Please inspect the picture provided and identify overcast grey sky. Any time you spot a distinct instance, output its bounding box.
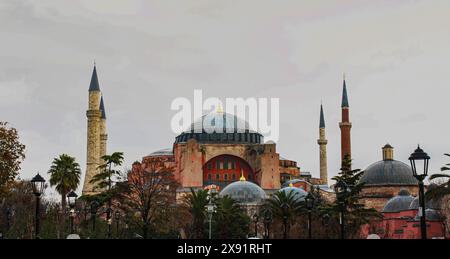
[1,0,449,197]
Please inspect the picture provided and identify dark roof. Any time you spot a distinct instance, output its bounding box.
[360,160,418,186]
[89,66,100,91]
[383,144,393,149]
[219,180,266,204]
[341,80,349,108]
[382,189,415,213]
[175,111,263,145]
[319,104,325,128]
[99,96,106,119]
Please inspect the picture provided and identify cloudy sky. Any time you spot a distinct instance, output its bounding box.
[1,0,449,197]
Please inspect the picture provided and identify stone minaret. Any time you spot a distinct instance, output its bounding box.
[339,77,352,166]
[99,96,108,164]
[317,104,328,185]
[83,65,103,196]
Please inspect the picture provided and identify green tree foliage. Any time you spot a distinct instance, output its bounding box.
[183,188,209,238]
[0,122,26,198]
[47,154,81,209]
[327,155,380,238]
[213,196,250,239]
[427,153,450,200]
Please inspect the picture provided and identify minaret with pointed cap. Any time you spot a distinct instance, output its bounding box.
[83,65,106,195]
[99,96,108,165]
[317,104,328,185]
[339,76,352,167]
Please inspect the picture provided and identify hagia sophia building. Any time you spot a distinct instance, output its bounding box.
[80,65,443,233]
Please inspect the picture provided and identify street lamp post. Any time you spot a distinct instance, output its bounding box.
[31,173,45,239]
[106,207,112,238]
[67,191,78,234]
[409,145,430,240]
[206,188,217,239]
[263,209,273,239]
[90,201,99,232]
[281,203,289,239]
[252,213,259,238]
[115,211,121,238]
[334,180,349,240]
[305,194,315,239]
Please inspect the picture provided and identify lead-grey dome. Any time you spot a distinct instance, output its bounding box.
[409,196,441,210]
[360,160,418,187]
[174,111,263,144]
[219,180,266,204]
[277,186,308,202]
[413,209,442,221]
[382,189,415,213]
[147,148,173,157]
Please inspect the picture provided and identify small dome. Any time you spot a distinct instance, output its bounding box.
[219,180,266,204]
[277,186,308,202]
[409,196,441,210]
[414,209,442,221]
[360,160,418,187]
[382,189,415,213]
[147,148,173,157]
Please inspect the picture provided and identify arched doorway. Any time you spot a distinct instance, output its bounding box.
[203,155,255,189]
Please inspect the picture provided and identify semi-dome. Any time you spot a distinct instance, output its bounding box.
[277,186,308,202]
[174,111,263,144]
[409,196,441,210]
[413,209,442,221]
[219,178,266,204]
[146,148,173,157]
[360,144,417,187]
[382,189,415,213]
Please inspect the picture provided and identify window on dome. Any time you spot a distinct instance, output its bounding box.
[220,161,224,170]
[224,174,228,181]
[232,174,236,181]
[207,163,212,170]
[216,174,220,180]
[216,160,220,170]
[207,174,212,180]
[231,161,236,169]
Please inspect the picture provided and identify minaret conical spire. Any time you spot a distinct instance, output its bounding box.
[341,78,349,108]
[88,65,100,92]
[99,96,106,119]
[319,104,325,128]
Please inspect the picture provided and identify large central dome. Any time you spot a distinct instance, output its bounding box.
[174,111,263,144]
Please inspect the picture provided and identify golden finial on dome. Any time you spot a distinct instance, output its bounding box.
[239,169,246,181]
[289,175,294,187]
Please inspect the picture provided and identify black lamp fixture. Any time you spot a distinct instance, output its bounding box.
[67,191,78,209]
[31,173,45,197]
[281,203,289,239]
[334,180,349,240]
[409,145,430,240]
[30,172,45,239]
[305,194,315,239]
[252,213,259,237]
[263,209,273,239]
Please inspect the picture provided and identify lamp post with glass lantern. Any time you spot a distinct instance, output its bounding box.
[334,180,349,240]
[281,203,289,239]
[90,200,99,232]
[115,210,121,238]
[263,209,273,239]
[409,145,430,239]
[67,191,78,234]
[206,188,217,239]
[31,173,45,239]
[305,194,315,239]
[252,212,259,238]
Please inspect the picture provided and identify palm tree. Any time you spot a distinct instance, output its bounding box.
[266,190,302,238]
[214,196,250,239]
[47,154,81,209]
[183,188,209,238]
[427,153,450,200]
